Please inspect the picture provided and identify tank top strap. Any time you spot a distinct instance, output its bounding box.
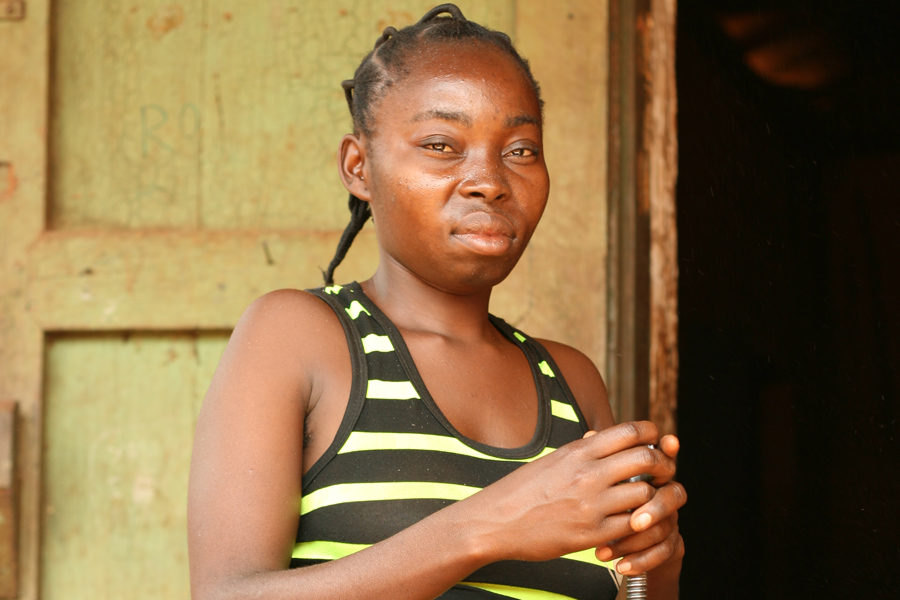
[488,315,592,440]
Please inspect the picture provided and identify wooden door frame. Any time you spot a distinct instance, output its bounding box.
[607,0,678,435]
[0,2,51,597]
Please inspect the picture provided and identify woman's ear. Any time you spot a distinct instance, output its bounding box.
[338,133,371,202]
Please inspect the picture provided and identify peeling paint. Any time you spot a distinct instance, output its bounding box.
[102,302,119,319]
[146,5,184,40]
[132,475,156,505]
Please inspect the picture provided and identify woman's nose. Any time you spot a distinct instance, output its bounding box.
[458,152,511,202]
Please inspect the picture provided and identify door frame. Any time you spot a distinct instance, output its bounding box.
[607,0,679,435]
[0,2,51,597]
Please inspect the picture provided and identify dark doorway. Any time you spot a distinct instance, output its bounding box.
[676,1,900,598]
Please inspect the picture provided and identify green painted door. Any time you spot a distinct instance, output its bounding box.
[0,1,608,598]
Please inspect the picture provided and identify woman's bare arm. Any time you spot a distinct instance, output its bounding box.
[188,290,496,600]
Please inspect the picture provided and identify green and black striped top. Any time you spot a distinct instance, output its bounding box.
[292,283,620,600]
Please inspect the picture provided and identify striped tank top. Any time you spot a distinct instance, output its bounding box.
[292,283,621,599]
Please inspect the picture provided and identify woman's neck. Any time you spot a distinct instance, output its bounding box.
[360,262,495,343]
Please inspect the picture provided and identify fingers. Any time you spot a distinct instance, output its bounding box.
[595,513,675,562]
[629,480,686,532]
[582,426,681,460]
[615,528,685,575]
[646,436,680,486]
[593,513,635,546]
[659,434,680,458]
[594,481,686,565]
[577,425,679,488]
[578,421,659,459]
[597,479,658,518]
[606,444,677,487]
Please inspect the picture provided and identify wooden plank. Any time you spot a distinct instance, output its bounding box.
[607,0,652,424]
[504,0,609,372]
[644,0,679,437]
[0,402,18,598]
[606,0,678,433]
[25,230,380,330]
[0,0,50,598]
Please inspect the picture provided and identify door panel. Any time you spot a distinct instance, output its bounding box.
[0,1,608,598]
[50,1,206,229]
[41,333,227,599]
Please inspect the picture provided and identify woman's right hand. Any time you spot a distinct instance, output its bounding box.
[458,420,677,564]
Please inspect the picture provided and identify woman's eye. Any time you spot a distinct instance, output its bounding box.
[424,142,452,153]
[507,147,538,158]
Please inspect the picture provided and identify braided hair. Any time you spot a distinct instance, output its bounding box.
[322,3,544,285]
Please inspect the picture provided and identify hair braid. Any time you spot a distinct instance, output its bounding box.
[321,3,542,285]
[417,4,467,23]
[322,193,371,286]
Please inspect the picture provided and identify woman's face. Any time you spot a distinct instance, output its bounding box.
[357,41,550,295]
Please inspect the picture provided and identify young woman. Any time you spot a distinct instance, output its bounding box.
[188,5,685,599]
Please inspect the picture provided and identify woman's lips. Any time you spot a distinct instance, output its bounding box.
[452,211,516,255]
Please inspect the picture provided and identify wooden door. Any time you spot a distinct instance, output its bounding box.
[0,1,610,598]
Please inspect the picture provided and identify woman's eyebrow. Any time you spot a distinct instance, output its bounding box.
[410,109,473,127]
[409,110,539,129]
[505,114,540,128]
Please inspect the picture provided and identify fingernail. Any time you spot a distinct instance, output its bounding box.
[617,561,632,573]
[596,546,613,561]
[635,513,652,530]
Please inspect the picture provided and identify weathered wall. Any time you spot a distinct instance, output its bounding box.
[498,1,609,367]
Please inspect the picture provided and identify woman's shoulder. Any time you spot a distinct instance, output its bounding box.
[235,287,343,337]
[224,288,349,385]
[533,337,615,431]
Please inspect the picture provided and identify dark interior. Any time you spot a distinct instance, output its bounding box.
[675,0,900,597]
